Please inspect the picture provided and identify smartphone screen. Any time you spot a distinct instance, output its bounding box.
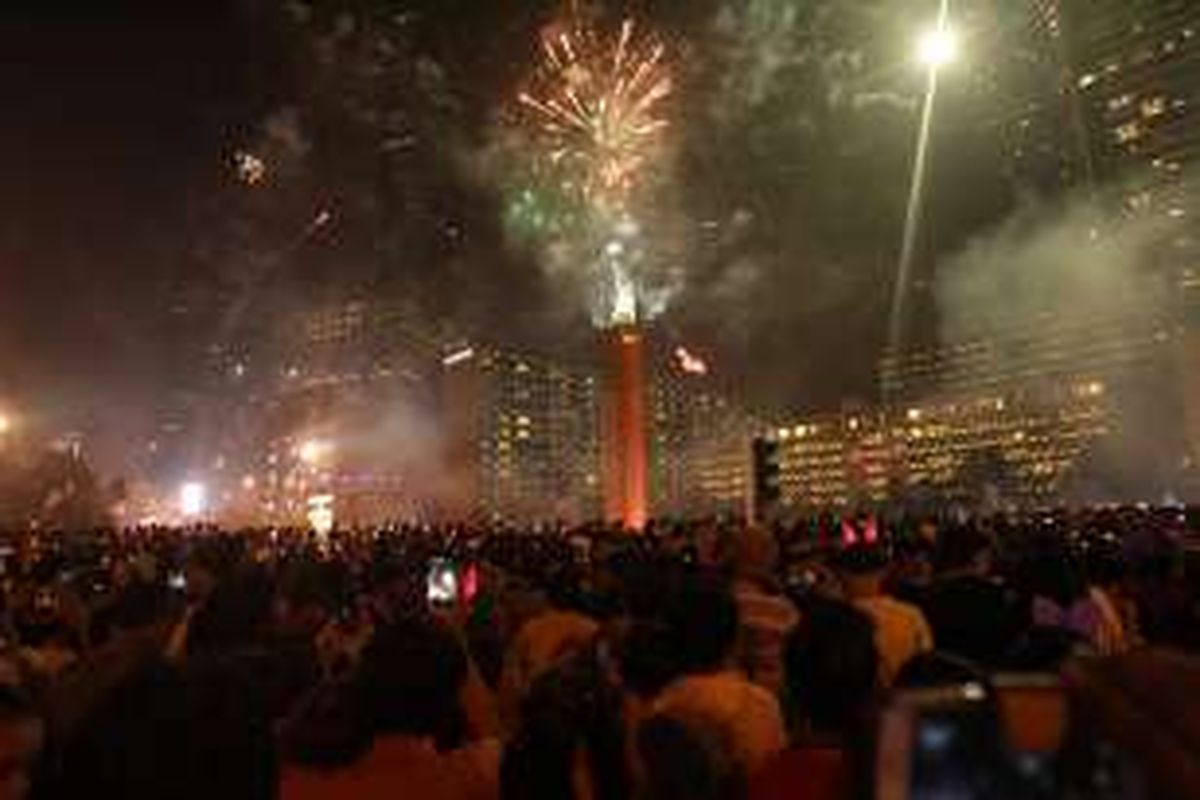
[426,558,458,607]
[878,685,1014,800]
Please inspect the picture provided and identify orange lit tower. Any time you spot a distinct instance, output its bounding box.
[603,324,648,531]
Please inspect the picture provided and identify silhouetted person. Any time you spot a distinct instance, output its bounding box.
[653,576,786,777]
[640,711,746,800]
[730,527,799,695]
[501,647,628,800]
[281,616,498,800]
[56,659,277,800]
[919,526,1025,668]
[833,545,933,686]
[0,687,43,800]
[751,599,878,800]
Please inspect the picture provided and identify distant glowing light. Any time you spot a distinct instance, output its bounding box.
[234,151,266,185]
[0,414,10,435]
[442,347,476,367]
[307,494,335,537]
[298,439,332,466]
[313,210,332,228]
[180,482,207,517]
[674,346,709,376]
[917,26,959,69]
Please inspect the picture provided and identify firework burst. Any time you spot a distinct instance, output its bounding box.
[517,15,673,210]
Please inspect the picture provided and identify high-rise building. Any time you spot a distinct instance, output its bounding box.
[1062,1,1200,208]
[769,387,1112,513]
[1058,0,1200,476]
[441,343,603,523]
[440,331,756,524]
[880,292,1176,404]
[975,0,1094,197]
[252,300,447,525]
[882,1,1200,498]
[648,342,755,518]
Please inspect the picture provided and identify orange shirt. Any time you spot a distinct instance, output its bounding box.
[653,670,787,776]
[853,595,934,686]
[499,610,599,730]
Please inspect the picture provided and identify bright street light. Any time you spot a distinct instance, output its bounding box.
[888,0,956,376]
[917,26,958,69]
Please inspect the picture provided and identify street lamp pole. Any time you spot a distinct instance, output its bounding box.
[887,0,955,371]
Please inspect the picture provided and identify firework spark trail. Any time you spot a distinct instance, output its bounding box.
[517,14,672,210]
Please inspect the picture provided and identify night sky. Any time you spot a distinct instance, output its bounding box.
[0,0,1019,452]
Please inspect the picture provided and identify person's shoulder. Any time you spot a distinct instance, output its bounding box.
[735,585,800,623]
[742,675,785,712]
[657,671,754,708]
[881,594,930,621]
[529,608,597,632]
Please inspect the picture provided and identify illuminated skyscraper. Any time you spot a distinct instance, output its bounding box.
[1057,0,1200,476]
[980,0,1094,196]
[648,341,755,518]
[768,388,1113,513]
[442,344,602,522]
[1061,1,1200,201]
[882,1,1200,498]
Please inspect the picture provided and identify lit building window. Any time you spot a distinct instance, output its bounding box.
[1115,121,1142,143]
[1141,96,1166,118]
[1108,94,1133,112]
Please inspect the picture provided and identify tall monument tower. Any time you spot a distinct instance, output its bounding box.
[602,324,648,531]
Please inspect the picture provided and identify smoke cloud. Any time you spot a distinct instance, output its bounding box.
[934,178,1197,501]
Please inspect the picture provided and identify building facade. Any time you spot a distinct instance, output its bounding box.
[768,385,1113,514]
[242,300,447,526]
[441,343,603,523]
[648,342,755,519]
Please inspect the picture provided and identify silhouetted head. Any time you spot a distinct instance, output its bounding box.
[784,598,878,738]
[355,616,467,744]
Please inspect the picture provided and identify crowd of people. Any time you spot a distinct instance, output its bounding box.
[0,506,1194,799]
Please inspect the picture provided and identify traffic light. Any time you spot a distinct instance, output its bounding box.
[752,437,781,518]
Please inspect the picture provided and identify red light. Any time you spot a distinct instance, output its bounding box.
[462,562,479,604]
